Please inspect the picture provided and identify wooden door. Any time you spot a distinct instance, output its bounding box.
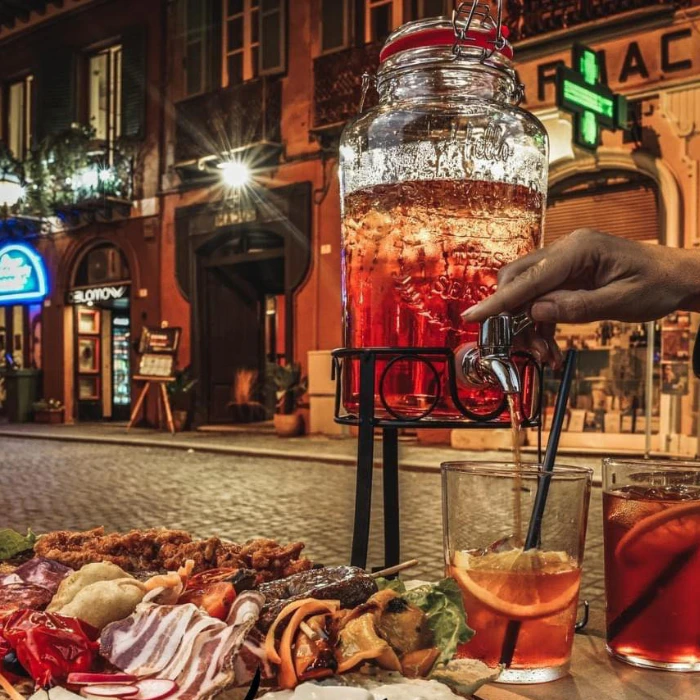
[203,267,265,423]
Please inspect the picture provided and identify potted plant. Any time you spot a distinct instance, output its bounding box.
[227,369,267,423]
[32,399,65,424]
[166,367,198,432]
[267,362,308,437]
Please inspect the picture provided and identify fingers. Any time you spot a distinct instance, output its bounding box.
[531,288,621,323]
[514,324,563,369]
[462,251,575,322]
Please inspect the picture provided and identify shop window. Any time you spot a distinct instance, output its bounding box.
[320,0,352,54]
[365,0,402,43]
[88,45,122,150]
[5,75,33,159]
[413,0,450,18]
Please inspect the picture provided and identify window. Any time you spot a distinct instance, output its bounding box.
[185,0,212,96]
[365,0,402,43]
[414,0,449,18]
[6,75,33,159]
[321,0,351,53]
[88,45,122,150]
[224,0,260,86]
[223,0,285,85]
[260,0,285,75]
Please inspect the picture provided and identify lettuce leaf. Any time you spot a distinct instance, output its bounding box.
[0,528,36,561]
[377,577,474,665]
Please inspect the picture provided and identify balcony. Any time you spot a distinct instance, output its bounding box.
[312,43,381,135]
[506,0,691,41]
[174,77,282,178]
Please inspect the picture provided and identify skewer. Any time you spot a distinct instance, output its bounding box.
[370,559,419,579]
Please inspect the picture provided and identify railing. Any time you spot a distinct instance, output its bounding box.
[506,0,692,41]
[175,78,282,164]
[313,43,381,131]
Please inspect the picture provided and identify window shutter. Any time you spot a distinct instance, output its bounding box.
[121,26,147,139]
[259,0,286,76]
[35,48,75,141]
[208,0,223,90]
[546,183,659,246]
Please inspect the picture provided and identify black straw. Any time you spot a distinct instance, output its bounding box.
[499,349,578,667]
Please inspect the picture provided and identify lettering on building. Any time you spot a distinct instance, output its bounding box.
[68,285,128,304]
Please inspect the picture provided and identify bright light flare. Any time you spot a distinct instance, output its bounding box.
[218,160,251,189]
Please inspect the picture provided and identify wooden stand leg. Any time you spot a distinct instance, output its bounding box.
[127,382,150,431]
[160,382,176,435]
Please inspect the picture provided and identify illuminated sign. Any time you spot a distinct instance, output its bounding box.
[556,44,628,151]
[68,285,129,305]
[0,243,48,305]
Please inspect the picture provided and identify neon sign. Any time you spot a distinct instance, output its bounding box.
[556,44,628,151]
[0,243,48,305]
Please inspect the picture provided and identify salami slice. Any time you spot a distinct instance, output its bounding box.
[0,583,53,613]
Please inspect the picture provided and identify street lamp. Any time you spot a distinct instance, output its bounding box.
[218,160,251,189]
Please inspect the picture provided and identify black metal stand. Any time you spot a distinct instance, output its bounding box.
[332,347,544,570]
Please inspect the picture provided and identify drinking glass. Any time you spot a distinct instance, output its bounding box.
[603,459,700,671]
[442,462,592,683]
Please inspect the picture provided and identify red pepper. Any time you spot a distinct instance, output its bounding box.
[0,611,99,688]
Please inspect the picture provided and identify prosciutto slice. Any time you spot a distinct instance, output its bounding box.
[101,591,264,700]
[0,558,72,613]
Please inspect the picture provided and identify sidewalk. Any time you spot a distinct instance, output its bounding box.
[0,420,605,482]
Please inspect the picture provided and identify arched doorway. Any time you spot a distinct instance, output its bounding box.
[195,228,287,424]
[69,242,132,421]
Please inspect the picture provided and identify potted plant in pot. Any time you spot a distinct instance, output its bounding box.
[32,399,65,424]
[166,367,198,432]
[267,362,308,437]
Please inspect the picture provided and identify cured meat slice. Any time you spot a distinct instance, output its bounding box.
[0,583,54,614]
[0,558,72,594]
[101,592,264,700]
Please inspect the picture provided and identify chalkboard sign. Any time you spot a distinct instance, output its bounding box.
[138,326,181,354]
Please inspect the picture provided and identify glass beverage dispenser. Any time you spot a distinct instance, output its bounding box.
[339,7,548,419]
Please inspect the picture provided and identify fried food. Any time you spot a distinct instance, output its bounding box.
[34,527,313,582]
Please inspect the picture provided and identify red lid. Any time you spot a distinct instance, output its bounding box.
[379,25,513,63]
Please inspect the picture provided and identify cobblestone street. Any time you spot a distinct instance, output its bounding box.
[0,436,606,634]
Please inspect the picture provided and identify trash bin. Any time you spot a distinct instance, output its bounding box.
[5,368,40,423]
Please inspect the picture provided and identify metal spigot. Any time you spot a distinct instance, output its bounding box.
[458,312,532,395]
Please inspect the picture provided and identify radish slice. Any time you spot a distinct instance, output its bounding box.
[68,674,138,686]
[81,685,139,698]
[133,679,178,700]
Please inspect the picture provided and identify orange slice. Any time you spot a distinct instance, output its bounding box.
[451,567,580,621]
[615,501,700,563]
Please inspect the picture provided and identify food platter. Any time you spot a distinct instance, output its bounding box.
[0,528,496,700]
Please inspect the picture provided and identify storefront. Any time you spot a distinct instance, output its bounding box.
[0,241,49,418]
[66,243,132,421]
[516,14,700,455]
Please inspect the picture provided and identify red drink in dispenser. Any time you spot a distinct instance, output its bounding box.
[339,17,548,419]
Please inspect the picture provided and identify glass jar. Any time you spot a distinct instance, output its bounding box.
[339,16,548,419]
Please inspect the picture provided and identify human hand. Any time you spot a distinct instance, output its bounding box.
[463,228,700,324]
[461,229,700,365]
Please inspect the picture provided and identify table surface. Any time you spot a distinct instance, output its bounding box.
[475,635,696,700]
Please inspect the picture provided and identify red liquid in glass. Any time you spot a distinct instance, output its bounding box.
[604,487,700,667]
[341,179,542,418]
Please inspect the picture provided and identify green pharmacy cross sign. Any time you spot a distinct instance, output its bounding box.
[556,44,628,151]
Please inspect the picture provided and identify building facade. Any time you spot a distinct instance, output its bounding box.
[2,0,700,456]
